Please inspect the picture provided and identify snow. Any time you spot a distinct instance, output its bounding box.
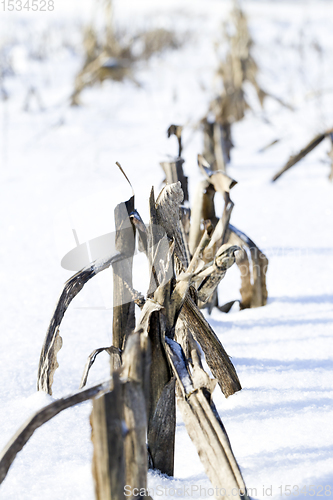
[0,0,333,499]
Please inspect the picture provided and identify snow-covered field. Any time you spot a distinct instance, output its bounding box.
[0,0,333,499]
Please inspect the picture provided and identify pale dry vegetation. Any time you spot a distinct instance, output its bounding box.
[72,1,184,105]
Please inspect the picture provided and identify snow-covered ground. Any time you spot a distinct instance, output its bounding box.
[0,0,333,499]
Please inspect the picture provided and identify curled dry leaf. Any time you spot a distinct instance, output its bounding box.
[37,251,123,395]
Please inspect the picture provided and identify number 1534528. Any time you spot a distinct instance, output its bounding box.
[2,0,54,11]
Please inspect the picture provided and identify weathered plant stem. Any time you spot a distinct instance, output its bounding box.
[112,197,136,350]
[165,337,249,500]
[80,346,121,389]
[0,381,109,485]
[91,374,125,500]
[272,128,333,182]
[37,251,123,395]
[181,294,241,397]
[228,224,268,308]
[187,222,212,274]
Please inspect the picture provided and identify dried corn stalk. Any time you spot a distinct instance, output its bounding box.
[37,251,124,394]
[202,1,289,170]
[227,225,268,308]
[272,128,333,182]
[165,336,249,500]
[11,157,254,500]
[80,346,121,389]
[0,381,109,485]
[112,196,136,350]
[91,374,125,500]
[183,154,269,312]
[72,1,182,105]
